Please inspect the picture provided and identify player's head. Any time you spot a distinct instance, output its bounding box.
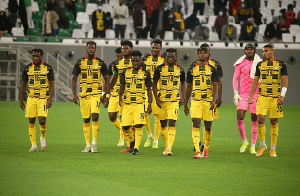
[244,43,256,59]
[262,44,274,61]
[151,39,162,57]
[196,47,209,62]
[165,48,177,66]
[115,47,122,60]
[200,43,210,57]
[31,48,44,65]
[121,40,133,57]
[86,40,97,58]
[130,50,143,69]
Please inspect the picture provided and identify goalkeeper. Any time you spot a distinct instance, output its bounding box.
[232,43,262,154]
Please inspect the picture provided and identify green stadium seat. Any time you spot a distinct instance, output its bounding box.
[27,28,40,36]
[76,3,85,12]
[16,37,29,42]
[47,38,61,43]
[58,29,71,37]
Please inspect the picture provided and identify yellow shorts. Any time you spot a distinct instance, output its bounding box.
[145,92,160,115]
[25,97,48,118]
[79,96,101,119]
[256,96,283,118]
[108,96,121,113]
[159,102,179,121]
[190,100,214,121]
[121,103,146,126]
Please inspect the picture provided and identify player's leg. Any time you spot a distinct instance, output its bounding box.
[165,102,179,156]
[108,96,124,146]
[143,112,153,147]
[202,102,214,158]
[190,100,202,158]
[37,98,48,151]
[256,97,268,156]
[80,98,92,152]
[250,113,258,154]
[269,98,280,157]
[152,98,161,148]
[132,104,146,154]
[159,103,168,149]
[26,97,38,152]
[236,99,249,153]
[28,118,37,152]
[120,104,134,153]
[90,97,101,153]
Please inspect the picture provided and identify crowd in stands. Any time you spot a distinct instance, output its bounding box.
[1,0,300,44]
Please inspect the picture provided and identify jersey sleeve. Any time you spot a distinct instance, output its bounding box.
[216,63,223,78]
[254,62,261,77]
[145,71,152,88]
[180,66,185,82]
[280,62,288,76]
[120,70,126,85]
[47,65,55,81]
[211,67,219,82]
[186,68,193,84]
[21,66,28,82]
[100,61,108,76]
[153,66,161,81]
[108,61,114,76]
[72,61,81,76]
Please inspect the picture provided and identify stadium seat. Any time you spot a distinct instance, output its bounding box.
[0,37,14,42]
[208,15,217,27]
[290,25,300,35]
[62,39,76,44]
[16,37,29,42]
[76,12,90,25]
[27,28,40,36]
[258,24,266,36]
[282,33,294,42]
[105,29,115,39]
[87,29,94,38]
[94,39,106,45]
[136,40,151,46]
[209,32,219,41]
[164,31,173,41]
[86,3,97,15]
[58,29,71,37]
[47,38,61,43]
[32,1,39,12]
[11,27,24,36]
[72,29,86,38]
[81,22,92,33]
[76,3,85,12]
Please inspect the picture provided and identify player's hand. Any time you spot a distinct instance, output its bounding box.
[248,96,254,104]
[19,100,25,111]
[104,97,109,108]
[147,105,152,115]
[233,91,242,106]
[179,98,184,107]
[210,100,216,110]
[278,96,284,105]
[73,94,79,105]
[216,97,222,108]
[100,94,105,103]
[184,105,189,116]
[119,98,123,107]
[46,98,52,109]
[156,98,162,108]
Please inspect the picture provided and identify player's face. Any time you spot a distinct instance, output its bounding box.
[131,56,142,69]
[197,50,208,62]
[32,52,43,65]
[86,43,96,57]
[151,43,161,57]
[165,52,177,66]
[262,47,274,61]
[116,53,123,60]
[245,48,255,58]
[121,45,132,56]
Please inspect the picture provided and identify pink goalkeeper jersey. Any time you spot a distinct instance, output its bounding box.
[232,58,258,99]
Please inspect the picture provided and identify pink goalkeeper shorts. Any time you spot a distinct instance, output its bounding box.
[237,98,257,114]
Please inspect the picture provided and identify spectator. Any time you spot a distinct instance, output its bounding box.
[145,0,160,18]
[42,2,60,37]
[239,17,256,41]
[66,0,77,19]
[285,4,296,24]
[91,1,106,38]
[112,0,129,39]
[234,0,253,25]
[279,9,290,33]
[52,0,69,29]
[132,4,148,44]
[221,16,237,41]
[8,0,18,31]
[173,4,185,45]
[213,0,228,16]
[247,0,261,25]
[184,13,200,39]
[149,2,172,39]
[0,10,10,36]
[193,18,210,45]
[105,12,113,29]
[193,0,205,15]
[230,0,241,16]
[214,7,228,39]
[264,16,282,42]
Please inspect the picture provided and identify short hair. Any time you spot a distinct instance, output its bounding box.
[166,48,177,55]
[263,44,273,49]
[115,47,121,53]
[31,48,44,56]
[121,40,133,48]
[287,4,294,9]
[86,40,96,47]
[130,50,142,57]
[200,43,210,50]
[151,39,162,47]
[197,47,209,53]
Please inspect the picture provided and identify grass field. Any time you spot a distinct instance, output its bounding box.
[0,101,299,195]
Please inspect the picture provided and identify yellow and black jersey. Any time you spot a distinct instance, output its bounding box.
[187,61,219,101]
[208,57,223,78]
[143,54,165,80]
[120,66,152,104]
[153,63,185,102]
[255,59,288,97]
[108,59,119,76]
[72,56,108,98]
[22,62,54,99]
[111,58,132,97]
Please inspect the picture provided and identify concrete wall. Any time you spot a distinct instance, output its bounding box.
[1,42,299,105]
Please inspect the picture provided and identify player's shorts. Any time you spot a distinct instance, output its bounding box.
[256,96,283,118]
[145,92,160,115]
[159,101,179,121]
[25,97,48,118]
[108,96,121,113]
[237,98,257,114]
[121,103,146,126]
[190,100,214,121]
[79,95,101,119]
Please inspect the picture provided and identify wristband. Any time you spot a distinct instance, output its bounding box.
[280,87,287,97]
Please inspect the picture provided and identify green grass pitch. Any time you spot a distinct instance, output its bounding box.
[0,101,299,195]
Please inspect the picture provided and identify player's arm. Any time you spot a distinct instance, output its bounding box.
[211,67,219,110]
[248,63,260,104]
[71,62,80,104]
[119,71,125,106]
[152,68,161,108]
[179,68,186,106]
[19,81,27,111]
[216,63,223,107]
[232,64,242,106]
[278,63,288,105]
[145,72,152,114]
[184,69,193,113]
[47,66,55,109]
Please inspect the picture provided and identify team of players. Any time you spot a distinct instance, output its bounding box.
[19,40,288,159]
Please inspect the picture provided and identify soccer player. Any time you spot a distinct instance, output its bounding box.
[232,43,262,154]
[19,48,54,152]
[107,47,125,146]
[248,44,288,157]
[153,48,186,156]
[108,40,134,153]
[184,47,219,159]
[119,50,152,155]
[143,39,165,148]
[72,40,110,153]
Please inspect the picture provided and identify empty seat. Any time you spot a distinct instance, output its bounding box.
[72,29,86,38]
[209,32,219,41]
[76,12,90,24]
[86,3,98,15]
[32,1,39,12]
[62,39,76,44]
[105,29,115,39]
[58,28,71,37]
[0,37,14,42]
[282,33,294,42]
[87,29,94,38]
[11,27,24,36]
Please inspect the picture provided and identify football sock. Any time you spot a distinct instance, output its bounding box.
[160,126,168,146]
[124,127,134,143]
[134,127,143,150]
[145,113,152,136]
[83,123,91,146]
[153,115,161,141]
[204,128,212,149]
[112,119,121,130]
[192,127,200,152]
[167,127,176,148]
[270,123,279,147]
[39,124,47,139]
[237,120,246,141]
[202,127,206,144]
[257,124,266,145]
[92,121,99,144]
[251,121,258,145]
[29,123,36,146]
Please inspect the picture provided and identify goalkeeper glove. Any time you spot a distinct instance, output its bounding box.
[233,91,242,106]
